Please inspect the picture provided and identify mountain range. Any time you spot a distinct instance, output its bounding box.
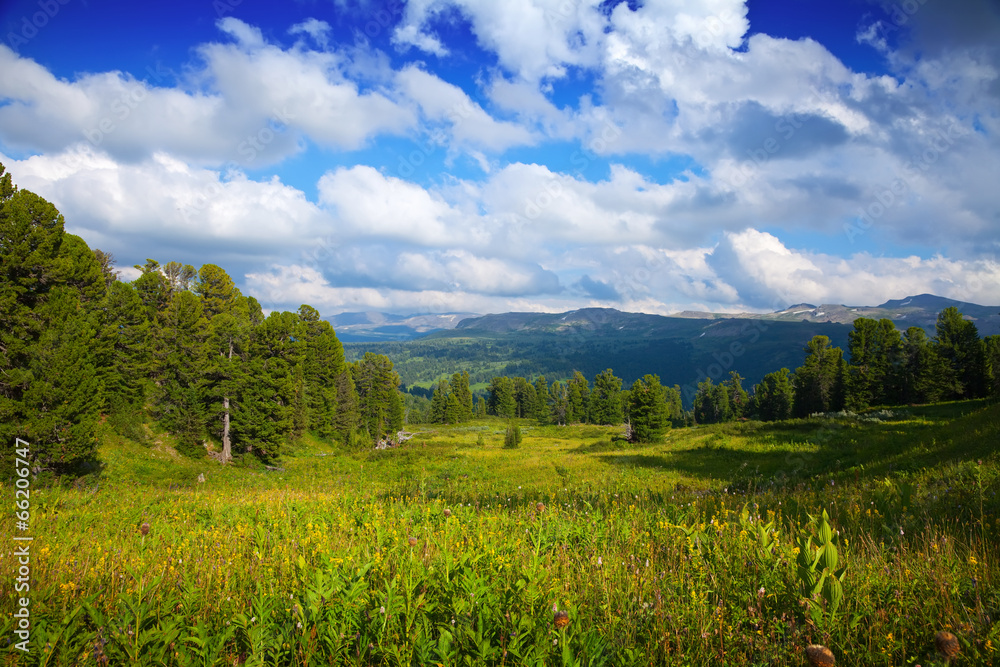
[333,294,999,342]
[339,294,998,404]
[327,311,479,342]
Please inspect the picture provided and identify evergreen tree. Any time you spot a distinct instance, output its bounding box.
[0,167,107,470]
[131,260,172,319]
[793,336,846,416]
[846,317,903,410]
[663,384,684,425]
[430,379,450,423]
[152,290,210,456]
[93,248,118,289]
[295,305,347,439]
[513,376,538,418]
[549,380,569,425]
[798,338,843,415]
[21,286,104,467]
[354,352,403,442]
[450,371,473,421]
[724,371,749,419]
[503,421,522,448]
[693,377,732,424]
[566,371,590,423]
[533,375,550,423]
[98,281,150,440]
[935,307,989,398]
[750,368,795,421]
[204,282,254,461]
[590,368,623,425]
[445,392,464,424]
[162,261,197,293]
[195,263,240,319]
[626,374,670,442]
[233,311,298,461]
[333,368,360,440]
[487,376,517,418]
[985,335,1000,397]
[900,326,955,403]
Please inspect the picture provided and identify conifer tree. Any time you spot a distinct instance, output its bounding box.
[152,290,210,456]
[513,376,538,418]
[693,377,732,424]
[793,335,847,416]
[846,317,903,409]
[487,376,517,418]
[450,370,473,421]
[203,271,253,460]
[724,371,749,419]
[626,374,670,442]
[430,379,450,423]
[232,311,297,461]
[98,281,151,439]
[750,368,795,421]
[354,352,403,442]
[900,326,955,403]
[295,305,347,438]
[0,165,107,470]
[590,368,623,425]
[549,380,569,425]
[567,371,590,423]
[533,375,550,423]
[934,307,989,398]
[984,335,1000,397]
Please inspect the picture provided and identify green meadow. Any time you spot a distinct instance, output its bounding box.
[3,399,999,666]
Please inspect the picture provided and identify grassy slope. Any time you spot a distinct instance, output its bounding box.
[2,400,998,665]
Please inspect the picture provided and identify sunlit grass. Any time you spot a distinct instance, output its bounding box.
[2,401,998,665]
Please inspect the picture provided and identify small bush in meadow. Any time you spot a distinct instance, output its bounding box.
[504,421,522,448]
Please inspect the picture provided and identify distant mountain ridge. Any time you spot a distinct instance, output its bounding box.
[676,293,1000,336]
[327,312,479,342]
[332,294,999,343]
[450,294,999,338]
[341,295,998,405]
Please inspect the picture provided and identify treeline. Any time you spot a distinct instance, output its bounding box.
[0,164,403,471]
[419,368,684,442]
[692,311,998,424]
[422,309,999,438]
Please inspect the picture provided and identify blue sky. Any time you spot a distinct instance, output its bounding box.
[1,0,998,317]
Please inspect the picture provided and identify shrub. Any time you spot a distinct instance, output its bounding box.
[503,422,522,448]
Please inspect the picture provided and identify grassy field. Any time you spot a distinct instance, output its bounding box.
[2,400,999,665]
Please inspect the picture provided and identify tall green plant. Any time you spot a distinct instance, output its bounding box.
[795,509,849,631]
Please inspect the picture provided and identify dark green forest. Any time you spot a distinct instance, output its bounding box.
[0,164,403,473]
[3,162,998,474]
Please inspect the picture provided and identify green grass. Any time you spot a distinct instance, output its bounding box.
[2,401,999,665]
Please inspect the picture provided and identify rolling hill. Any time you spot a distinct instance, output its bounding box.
[341,294,998,404]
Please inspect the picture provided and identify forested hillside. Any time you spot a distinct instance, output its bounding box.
[345,313,853,401]
[0,164,402,472]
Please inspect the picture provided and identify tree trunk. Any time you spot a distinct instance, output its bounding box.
[222,395,231,462]
[221,339,232,462]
